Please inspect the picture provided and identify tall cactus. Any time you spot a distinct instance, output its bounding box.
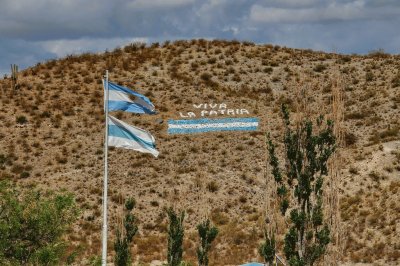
[10,64,18,90]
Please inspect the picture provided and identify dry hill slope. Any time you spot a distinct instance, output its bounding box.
[0,40,399,265]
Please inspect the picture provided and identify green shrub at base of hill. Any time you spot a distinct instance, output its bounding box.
[0,181,79,265]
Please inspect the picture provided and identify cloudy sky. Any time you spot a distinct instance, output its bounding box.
[1,0,400,75]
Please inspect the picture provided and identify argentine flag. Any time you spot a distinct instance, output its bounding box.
[105,81,155,114]
[108,115,159,157]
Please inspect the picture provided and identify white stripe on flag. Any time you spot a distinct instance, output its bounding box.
[108,115,159,157]
[108,90,133,103]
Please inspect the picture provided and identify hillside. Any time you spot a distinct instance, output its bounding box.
[0,40,399,265]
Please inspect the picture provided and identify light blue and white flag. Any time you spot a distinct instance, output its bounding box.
[168,117,259,134]
[105,81,156,114]
[108,115,159,157]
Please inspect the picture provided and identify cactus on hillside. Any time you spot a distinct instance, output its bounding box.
[10,64,18,90]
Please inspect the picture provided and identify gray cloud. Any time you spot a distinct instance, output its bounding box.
[126,0,195,10]
[0,0,113,40]
[0,0,399,76]
[39,37,149,57]
[256,0,320,8]
[249,1,400,23]
[0,39,56,76]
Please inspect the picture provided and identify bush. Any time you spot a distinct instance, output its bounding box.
[200,72,212,81]
[345,132,358,146]
[0,181,78,265]
[392,72,400,88]
[19,171,30,179]
[345,112,368,120]
[313,64,327,73]
[16,115,27,124]
[365,71,374,82]
[264,67,273,73]
[207,181,219,193]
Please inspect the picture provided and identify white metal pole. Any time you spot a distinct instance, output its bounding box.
[101,70,109,266]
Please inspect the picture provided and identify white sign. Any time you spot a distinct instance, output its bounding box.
[179,103,250,118]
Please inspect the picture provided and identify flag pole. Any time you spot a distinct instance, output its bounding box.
[102,70,109,266]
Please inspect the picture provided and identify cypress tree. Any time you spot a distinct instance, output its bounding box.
[196,219,218,266]
[166,208,185,266]
[267,105,336,266]
[259,231,275,265]
[114,197,138,266]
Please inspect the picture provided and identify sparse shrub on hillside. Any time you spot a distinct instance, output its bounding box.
[337,56,351,64]
[211,209,229,226]
[40,111,51,118]
[270,61,279,67]
[11,163,31,176]
[207,57,217,64]
[16,115,27,124]
[344,132,358,146]
[207,181,219,193]
[200,72,211,81]
[266,105,335,265]
[0,154,13,169]
[263,67,273,74]
[271,76,280,83]
[349,166,359,175]
[392,71,400,88]
[238,195,247,203]
[55,154,67,164]
[225,59,233,65]
[345,111,368,120]
[368,48,390,58]
[19,171,30,178]
[313,64,326,73]
[368,171,384,182]
[83,76,94,84]
[365,71,374,82]
[369,126,399,143]
[232,74,241,82]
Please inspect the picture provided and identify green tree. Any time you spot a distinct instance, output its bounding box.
[259,231,275,265]
[0,181,78,265]
[166,207,185,266]
[267,105,336,266]
[114,197,138,266]
[196,219,218,266]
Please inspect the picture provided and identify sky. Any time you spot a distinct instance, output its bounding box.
[1,0,400,75]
